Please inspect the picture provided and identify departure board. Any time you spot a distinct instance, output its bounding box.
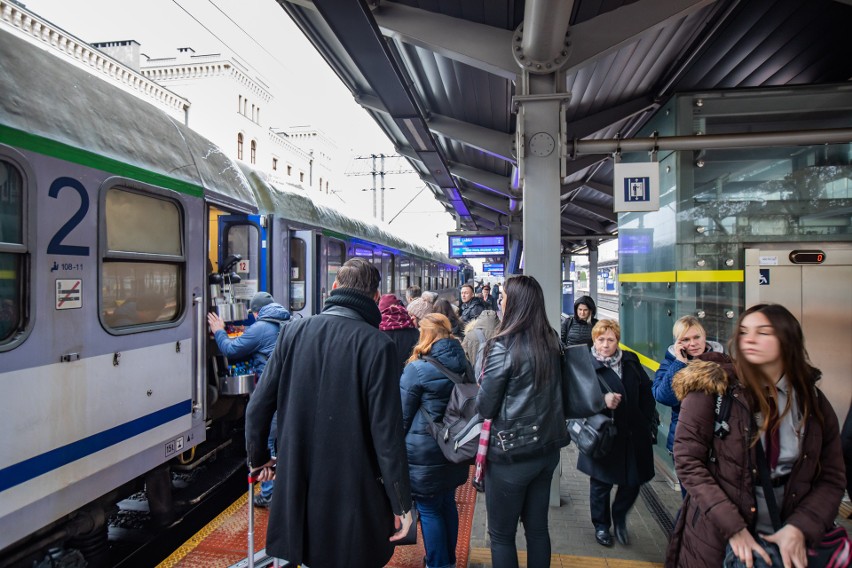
[448,235,506,258]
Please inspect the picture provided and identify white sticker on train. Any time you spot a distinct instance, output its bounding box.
[55,279,82,310]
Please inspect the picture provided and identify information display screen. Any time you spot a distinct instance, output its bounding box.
[483,262,504,273]
[619,229,653,255]
[448,235,506,258]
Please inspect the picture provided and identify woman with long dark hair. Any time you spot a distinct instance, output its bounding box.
[476,275,569,568]
[666,304,846,567]
[400,313,471,568]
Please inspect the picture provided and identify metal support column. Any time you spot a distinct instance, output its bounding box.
[588,241,599,305]
[515,77,567,508]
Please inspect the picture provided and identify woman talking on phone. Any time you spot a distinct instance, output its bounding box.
[653,316,724,459]
[666,304,846,568]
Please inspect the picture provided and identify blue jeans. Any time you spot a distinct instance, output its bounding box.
[416,490,458,568]
[485,451,560,568]
[261,411,277,498]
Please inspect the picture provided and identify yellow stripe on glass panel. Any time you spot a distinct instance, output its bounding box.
[676,270,743,282]
[618,271,676,283]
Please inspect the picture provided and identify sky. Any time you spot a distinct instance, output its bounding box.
[23,0,457,251]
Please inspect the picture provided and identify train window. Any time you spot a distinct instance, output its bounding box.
[326,239,345,288]
[383,252,394,293]
[290,237,307,311]
[0,160,25,346]
[354,246,372,262]
[399,256,411,292]
[224,224,260,286]
[102,188,183,330]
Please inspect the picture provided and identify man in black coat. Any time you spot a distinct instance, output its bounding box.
[459,283,486,324]
[246,258,413,567]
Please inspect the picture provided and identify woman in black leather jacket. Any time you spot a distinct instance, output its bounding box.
[476,275,569,568]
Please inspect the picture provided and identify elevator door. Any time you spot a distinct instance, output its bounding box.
[745,247,852,424]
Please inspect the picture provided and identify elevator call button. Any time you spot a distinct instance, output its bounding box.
[789,250,826,264]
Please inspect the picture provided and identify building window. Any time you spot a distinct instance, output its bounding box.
[299,172,305,183]
[0,158,27,348]
[243,98,247,115]
[237,133,244,160]
[238,95,242,113]
[101,188,184,331]
[251,104,255,121]
[272,158,278,171]
[250,140,257,165]
[319,177,323,191]
[256,107,260,124]
[287,165,292,176]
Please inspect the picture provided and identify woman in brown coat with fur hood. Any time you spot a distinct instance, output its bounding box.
[666,304,845,568]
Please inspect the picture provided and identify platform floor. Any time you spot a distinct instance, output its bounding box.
[158,443,851,567]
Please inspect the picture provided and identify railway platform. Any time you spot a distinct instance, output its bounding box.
[158,441,852,568]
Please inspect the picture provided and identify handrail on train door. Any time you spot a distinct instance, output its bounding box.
[193,296,207,421]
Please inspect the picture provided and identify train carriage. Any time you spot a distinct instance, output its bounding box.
[0,26,457,565]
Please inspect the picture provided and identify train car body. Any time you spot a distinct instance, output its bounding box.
[0,26,457,564]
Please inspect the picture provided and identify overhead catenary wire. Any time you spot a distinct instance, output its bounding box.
[169,0,278,81]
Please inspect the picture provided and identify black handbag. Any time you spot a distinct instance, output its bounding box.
[560,342,605,419]
[394,505,419,546]
[566,373,616,459]
[568,412,617,459]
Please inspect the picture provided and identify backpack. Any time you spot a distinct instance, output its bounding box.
[254,317,289,364]
[417,355,482,465]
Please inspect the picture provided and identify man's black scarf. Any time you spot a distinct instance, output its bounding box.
[323,288,382,328]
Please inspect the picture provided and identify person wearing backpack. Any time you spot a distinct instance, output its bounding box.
[400,313,471,568]
[208,291,290,506]
[207,291,290,377]
[476,275,570,568]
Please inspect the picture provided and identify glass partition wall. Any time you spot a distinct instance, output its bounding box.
[618,85,852,474]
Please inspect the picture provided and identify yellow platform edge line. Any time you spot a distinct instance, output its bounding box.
[156,489,251,568]
[468,547,663,567]
[620,344,660,372]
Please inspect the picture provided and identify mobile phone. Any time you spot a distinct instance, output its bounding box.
[680,348,693,361]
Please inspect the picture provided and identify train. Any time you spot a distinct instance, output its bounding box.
[0,26,460,566]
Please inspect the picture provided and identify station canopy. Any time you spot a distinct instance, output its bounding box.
[278,0,852,253]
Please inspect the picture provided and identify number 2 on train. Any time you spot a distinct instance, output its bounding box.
[46,176,90,256]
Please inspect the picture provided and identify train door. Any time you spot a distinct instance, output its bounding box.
[289,229,315,316]
[745,245,852,423]
[203,208,269,410]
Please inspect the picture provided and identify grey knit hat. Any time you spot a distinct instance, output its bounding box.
[249,292,275,313]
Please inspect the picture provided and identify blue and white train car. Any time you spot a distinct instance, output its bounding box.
[0,25,458,564]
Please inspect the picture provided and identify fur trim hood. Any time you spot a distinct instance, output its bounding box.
[672,359,731,401]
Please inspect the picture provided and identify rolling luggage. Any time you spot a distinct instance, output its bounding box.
[228,471,281,568]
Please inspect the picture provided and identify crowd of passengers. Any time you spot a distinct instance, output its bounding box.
[241,260,852,568]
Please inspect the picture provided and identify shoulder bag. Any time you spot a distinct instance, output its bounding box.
[724,439,851,568]
[566,373,616,459]
[560,341,605,419]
